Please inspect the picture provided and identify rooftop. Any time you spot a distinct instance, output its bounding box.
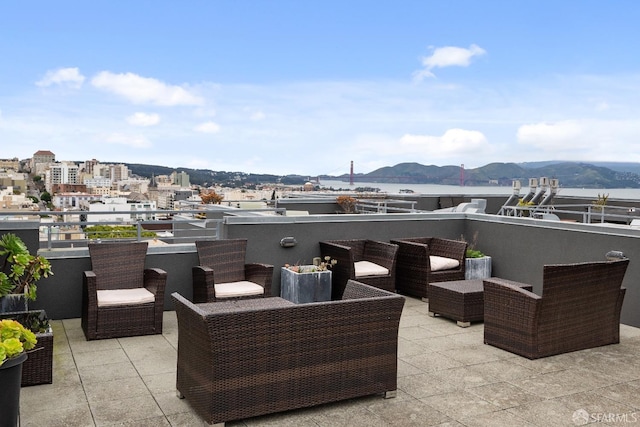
[21,295,640,426]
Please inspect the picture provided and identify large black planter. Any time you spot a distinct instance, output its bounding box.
[0,352,27,427]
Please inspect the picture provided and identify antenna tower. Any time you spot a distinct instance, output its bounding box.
[350,161,354,186]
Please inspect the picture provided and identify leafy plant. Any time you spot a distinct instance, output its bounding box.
[0,319,37,366]
[84,225,156,240]
[461,231,486,258]
[592,193,609,211]
[0,233,53,301]
[336,195,357,213]
[200,190,224,204]
[284,256,337,273]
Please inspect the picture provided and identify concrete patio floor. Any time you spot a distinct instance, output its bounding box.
[19,295,640,426]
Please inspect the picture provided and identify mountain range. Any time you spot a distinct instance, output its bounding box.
[125,161,640,189]
[325,161,640,188]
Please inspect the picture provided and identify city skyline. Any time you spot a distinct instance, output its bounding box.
[2,1,640,176]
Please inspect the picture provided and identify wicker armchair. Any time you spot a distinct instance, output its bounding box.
[390,237,467,301]
[82,241,167,340]
[319,239,398,299]
[192,239,273,302]
[484,259,629,359]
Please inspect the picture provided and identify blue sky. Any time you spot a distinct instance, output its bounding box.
[2,1,640,176]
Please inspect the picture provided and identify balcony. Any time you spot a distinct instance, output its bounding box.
[5,201,640,424]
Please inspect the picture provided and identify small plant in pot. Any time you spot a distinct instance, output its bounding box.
[0,233,53,310]
[461,231,485,259]
[0,318,38,426]
[0,318,37,366]
[461,232,492,280]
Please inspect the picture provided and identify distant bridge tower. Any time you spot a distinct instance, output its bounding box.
[460,164,465,186]
[350,161,354,186]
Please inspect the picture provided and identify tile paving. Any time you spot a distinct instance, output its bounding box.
[19,296,640,426]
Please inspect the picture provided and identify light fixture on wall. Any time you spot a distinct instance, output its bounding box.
[605,250,627,260]
[280,237,297,248]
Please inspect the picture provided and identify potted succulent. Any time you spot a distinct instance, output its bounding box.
[0,318,37,425]
[0,233,53,313]
[462,232,492,280]
[281,257,336,303]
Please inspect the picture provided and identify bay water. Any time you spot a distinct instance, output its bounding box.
[319,180,640,200]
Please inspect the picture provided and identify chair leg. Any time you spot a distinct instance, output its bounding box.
[384,390,397,399]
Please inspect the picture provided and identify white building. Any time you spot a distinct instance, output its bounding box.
[45,162,79,192]
[52,193,102,209]
[80,197,157,222]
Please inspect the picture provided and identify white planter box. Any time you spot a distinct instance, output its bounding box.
[280,267,332,304]
[465,256,492,280]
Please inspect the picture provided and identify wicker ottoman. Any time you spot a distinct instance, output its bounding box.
[428,278,532,327]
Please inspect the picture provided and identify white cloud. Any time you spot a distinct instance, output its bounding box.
[194,121,221,133]
[126,112,160,127]
[36,67,85,88]
[399,128,488,156]
[414,44,486,81]
[91,71,204,106]
[517,121,583,149]
[102,133,152,148]
[250,111,266,121]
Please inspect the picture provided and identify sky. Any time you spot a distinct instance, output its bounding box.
[2,1,640,176]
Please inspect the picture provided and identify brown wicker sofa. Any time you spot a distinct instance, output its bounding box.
[172,280,405,426]
[390,237,467,301]
[484,259,629,359]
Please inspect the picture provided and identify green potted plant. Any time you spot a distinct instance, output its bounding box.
[0,318,37,425]
[281,257,336,303]
[462,232,492,280]
[0,233,53,312]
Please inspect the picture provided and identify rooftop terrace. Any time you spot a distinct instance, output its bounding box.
[7,193,640,425]
[21,296,640,426]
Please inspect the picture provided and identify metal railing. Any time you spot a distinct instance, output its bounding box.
[499,203,640,225]
[1,205,287,249]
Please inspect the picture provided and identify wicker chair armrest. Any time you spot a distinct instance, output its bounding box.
[144,268,168,296]
[192,265,215,303]
[342,279,398,300]
[392,239,429,265]
[363,240,398,271]
[320,241,355,277]
[245,263,274,296]
[83,271,98,298]
[484,279,541,336]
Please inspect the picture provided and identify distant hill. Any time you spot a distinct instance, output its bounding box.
[519,161,640,175]
[121,160,640,189]
[326,161,640,188]
[124,163,310,187]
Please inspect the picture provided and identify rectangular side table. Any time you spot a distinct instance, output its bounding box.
[428,278,532,327]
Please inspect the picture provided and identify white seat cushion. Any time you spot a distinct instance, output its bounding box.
[430,256,460,272]
[215,281,265,298]
[97,288,156,307]
[354,260,389,277]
